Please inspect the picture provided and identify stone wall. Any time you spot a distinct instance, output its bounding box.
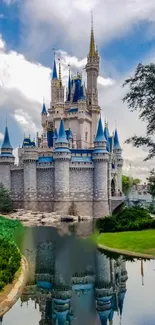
[11,169,24,204]
[93,161,109,218]
[0,164,11,190]
[37,166,54,212]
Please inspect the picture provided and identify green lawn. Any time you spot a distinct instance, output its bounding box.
[97,230,155,256]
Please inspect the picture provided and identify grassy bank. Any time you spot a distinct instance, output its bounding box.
[97,229,155,256]
[0,216,23,291]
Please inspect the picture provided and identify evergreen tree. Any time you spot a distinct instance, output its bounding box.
[0,183,13,213]
[147,169,155,200]
[123,63,155,160]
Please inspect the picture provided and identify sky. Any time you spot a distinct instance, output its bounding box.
[0,0,155,181]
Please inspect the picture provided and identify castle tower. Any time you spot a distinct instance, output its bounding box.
[95,251,113,325]
[85,13,100,145]
[54,119,71,213]
[51,52,59,109]
[114,129,123,193]
[93,117,109,218]
[0,124,15,190]
[23,145,38,211]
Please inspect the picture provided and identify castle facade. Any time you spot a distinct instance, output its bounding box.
[0,20,123,218]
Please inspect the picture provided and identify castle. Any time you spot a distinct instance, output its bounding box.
[0,19,124,218]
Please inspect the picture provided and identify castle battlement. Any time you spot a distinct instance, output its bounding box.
[0,18,124,217]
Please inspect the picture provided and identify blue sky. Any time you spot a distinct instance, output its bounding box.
[1,0,155,179]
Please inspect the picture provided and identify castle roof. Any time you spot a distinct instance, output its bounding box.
[53,128,58,140]
[52,57,58,80]
[41,103,47,115]
[1,126,12,150]
[114,129,121,150]
[94,117,107,143]
[66,128,73,140]
[22,137,35,148]
[55,119,68,144]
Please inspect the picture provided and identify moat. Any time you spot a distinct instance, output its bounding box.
[2,226,155,325]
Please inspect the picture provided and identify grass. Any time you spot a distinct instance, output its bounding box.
[97,229,155,256]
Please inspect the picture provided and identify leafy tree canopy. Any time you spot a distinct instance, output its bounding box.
[122,175,141,195]
[0,183,13,213]
[147,169,155,199]
[123,63,155,160]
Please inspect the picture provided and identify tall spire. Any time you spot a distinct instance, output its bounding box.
[67,64,71,101]
[58,59,62,87]
[89,11,96,57]
[52,49,58,80]
[1,125,12,150]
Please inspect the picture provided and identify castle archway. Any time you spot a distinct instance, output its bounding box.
[111,179,115,197]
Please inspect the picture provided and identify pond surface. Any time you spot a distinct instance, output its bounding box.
[2,226,155,325]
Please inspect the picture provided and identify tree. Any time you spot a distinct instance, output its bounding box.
[0,183,13,213]
[147,169,155,200]
[122,63,155,160]
[122,175,141,195]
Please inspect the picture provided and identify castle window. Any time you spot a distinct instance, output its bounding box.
[85,131,88,142]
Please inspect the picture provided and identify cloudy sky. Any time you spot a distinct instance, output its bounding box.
[0,0,155,181]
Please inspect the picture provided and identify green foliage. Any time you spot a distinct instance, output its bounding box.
[122,175,141,195]
[147,169,155,199]
[0,215,23,243]
[0,216,23,291]
[122,63,155,161]
[0,183,13,213]
[96,206,154,233]
[0,239,21,290]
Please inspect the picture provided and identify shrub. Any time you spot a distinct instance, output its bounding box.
[96,206,155,233]
[0,183,13,213]
[0,239,21,291]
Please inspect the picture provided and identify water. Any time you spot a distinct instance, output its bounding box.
[1,226,155,325]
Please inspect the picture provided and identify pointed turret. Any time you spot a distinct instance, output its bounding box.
[41,103,47,115]
[114,129,121,150]
[53,128,58,141]
[67,66,71,102]
[52,53,58,80]
[1,125,12,150]
[56,119,68,144]
[94,117,107,144]
[104,121,110,140]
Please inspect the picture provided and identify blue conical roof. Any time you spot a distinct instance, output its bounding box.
[68,128,73,139]
[94,117,107,143]
[114,129,121,150]
[56,119,68,144]
[41,103,47,115]
[104,125,110,140]
[67,72,71,102]
[1,126,12,150]
[52,58,58,80]
[53,128,58,140]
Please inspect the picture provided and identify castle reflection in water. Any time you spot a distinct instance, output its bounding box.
[20,227,128,325]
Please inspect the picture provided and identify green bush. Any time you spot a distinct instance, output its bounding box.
[96,206,155,233]
[0,183,13,213]
[0,215,23,243]
[0,239,21,291]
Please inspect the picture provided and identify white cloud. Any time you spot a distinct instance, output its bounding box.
[20,0,155,57]
[0,132,3,141]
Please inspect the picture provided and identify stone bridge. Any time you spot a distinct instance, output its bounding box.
[111,196,126,214]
